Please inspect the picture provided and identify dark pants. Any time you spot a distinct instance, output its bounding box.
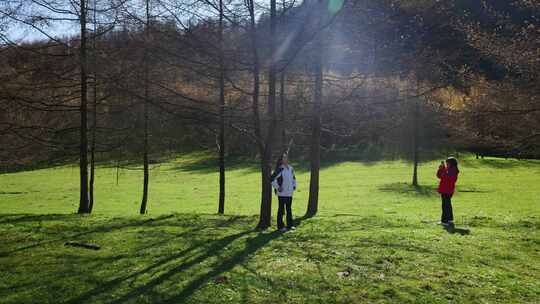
[441,194,454,223]
[277,196,293,229]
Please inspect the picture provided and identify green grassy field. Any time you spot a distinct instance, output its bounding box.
[1,153,539,303]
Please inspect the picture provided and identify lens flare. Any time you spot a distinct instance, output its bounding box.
[328,0,344,14]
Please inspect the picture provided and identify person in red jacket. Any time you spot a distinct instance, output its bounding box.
[437,157,459,225]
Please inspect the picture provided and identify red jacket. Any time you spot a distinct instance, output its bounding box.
[437,166,459,195]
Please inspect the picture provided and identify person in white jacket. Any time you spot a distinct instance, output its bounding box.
[271,153,297,232]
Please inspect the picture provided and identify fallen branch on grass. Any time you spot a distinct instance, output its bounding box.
[64,241,101,250]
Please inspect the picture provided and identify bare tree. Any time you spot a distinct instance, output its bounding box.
[279,72,286,151]
[89,0,99,213]
[411,77,420,187]
[256,0,278,229]
[139,0,151,214]
[78,0,90,213]
[411,95,420,186]
[217,0,226,214]
[244,0,265,226]
[305,0,326,217]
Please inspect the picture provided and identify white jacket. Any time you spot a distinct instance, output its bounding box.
[271,165,297,197]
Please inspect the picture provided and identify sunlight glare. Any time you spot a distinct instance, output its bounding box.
[328,0,344,15]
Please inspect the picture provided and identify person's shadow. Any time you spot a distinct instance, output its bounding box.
[443,223,471,235]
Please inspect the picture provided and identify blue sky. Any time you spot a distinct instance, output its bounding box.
[1,0,79,43]
[7,22,76,42]
[2,0,333,43]
[3,0,217,43]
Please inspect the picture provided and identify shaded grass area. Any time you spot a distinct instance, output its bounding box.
[459,157,540,169]
[378,183,438,197]
[0,213,539,303]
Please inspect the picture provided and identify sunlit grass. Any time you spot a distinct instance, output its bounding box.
[0,154,539,303]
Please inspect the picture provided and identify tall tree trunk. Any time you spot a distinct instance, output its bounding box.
[247,0,266,228]
[306,0,326,217]
[257,0,277,230]
[280,72,286,151]
[279,0,287,152]
[89,0,97,213]
[411,85,420,187]
[306,0,324,218]
[78,0,90,214]
[217,0,226,214]
[140,0,150,215]
[247,0,262,152]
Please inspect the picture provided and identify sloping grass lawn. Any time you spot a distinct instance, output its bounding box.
[1,154,539,303]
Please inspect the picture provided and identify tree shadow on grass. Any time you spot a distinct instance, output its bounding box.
[168,156,260,174]
[0,213,75,224]
[55,214,281,304]
[0,191,37,195]
[158,230,282,303]
[0,214,177,257]
[378,182,437,197]
[168,155,365,175]
[79,230,284,304]
[63,230,246,304]
[459,158,540,169]
[0,213,250,257]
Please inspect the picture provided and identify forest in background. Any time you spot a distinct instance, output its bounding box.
[1,0,539,225]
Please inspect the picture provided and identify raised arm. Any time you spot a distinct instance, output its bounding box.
[437,166,446,179]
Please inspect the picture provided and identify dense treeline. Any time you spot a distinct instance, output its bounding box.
[0,0,538,220]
